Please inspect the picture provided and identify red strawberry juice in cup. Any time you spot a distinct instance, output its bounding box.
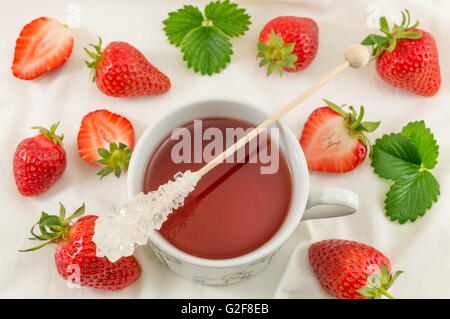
[143,118,292,259]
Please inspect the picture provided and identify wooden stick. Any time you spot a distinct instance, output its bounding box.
[197,45,369,177]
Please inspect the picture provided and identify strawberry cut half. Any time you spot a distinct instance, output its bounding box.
[12,17,74,80]
[300,99,380,173]
[77,109,135,178]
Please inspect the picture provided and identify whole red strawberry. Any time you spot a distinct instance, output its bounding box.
[309,239,403,299]
[13,123,66,196]
[257,16,319,76]
[85,37,171,97]
[21,204,141,291]
[300,99,380,173]
[362,9,441,96]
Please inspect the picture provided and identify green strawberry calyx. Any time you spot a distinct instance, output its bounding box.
[257,29,298,76]
[361,9,422,59]
[32,122,64,146]
[95,142,133,179]
[84,36,104,81]
[357,264,404,299]
[323,99,381,155]
[19,203,85,252]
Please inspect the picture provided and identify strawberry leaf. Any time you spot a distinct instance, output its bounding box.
[163,0,251,75]
[204,0,251,38]
[385,170,440,223]
[371,121,440,224]
[401,121,439,169]
[163,5,204,47]
[181,26,232,75]
[371,133,421,180]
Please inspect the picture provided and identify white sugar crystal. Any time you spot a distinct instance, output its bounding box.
[93,170,201,262]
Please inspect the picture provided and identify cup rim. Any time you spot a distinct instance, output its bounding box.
[128,96,309,268]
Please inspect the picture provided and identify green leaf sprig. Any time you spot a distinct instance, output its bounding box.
[95,142,133,179]
[163,0,251,75]
[19,203,86,252]
[357,265,403,299]
[257,30,298,76]
[32,122,64,146]
[371,121,440,224]
[361,9,422,59]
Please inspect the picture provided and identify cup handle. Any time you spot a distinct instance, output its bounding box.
[302,187,359,221]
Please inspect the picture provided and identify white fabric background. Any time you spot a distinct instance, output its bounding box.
[0,0,449,299]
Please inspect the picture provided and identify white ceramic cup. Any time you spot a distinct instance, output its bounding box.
[128,98,359,285]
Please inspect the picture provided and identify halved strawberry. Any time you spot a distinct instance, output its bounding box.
[77,109,135,178]
[300,100,380,173]
[12,17,74,80]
